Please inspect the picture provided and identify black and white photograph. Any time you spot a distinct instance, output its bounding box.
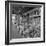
[5,1,45,45]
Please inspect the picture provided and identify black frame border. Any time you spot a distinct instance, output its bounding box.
[5,1,45,45]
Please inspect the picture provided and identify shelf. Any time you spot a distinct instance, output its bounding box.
[29,15,41,18]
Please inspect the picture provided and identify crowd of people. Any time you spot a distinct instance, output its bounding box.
[12,5,41,38]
